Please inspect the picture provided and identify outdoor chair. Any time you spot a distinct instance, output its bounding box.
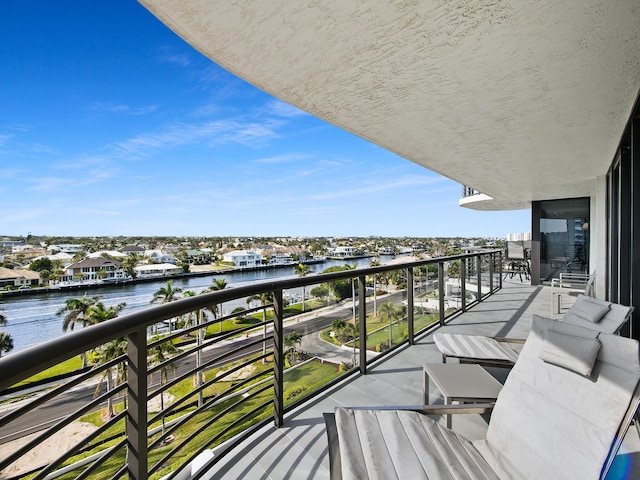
[324,315,640,480]
[551,272,596,314]
[503,241,530,282]
[432,294,633,368]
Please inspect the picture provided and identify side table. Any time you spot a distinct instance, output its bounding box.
[423,363,503,428]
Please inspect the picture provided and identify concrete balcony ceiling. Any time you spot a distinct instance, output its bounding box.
[139,0,640,210]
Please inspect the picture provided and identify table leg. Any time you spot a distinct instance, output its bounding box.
[423,369,429,404]
[445,396,452,429]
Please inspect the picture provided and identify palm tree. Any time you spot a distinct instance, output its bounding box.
[0,332,14,358]
[246,291,273,362]
[0,307,6,327]
[369,259,381,317]
[151,281,183,334]
[57,294,101,367]
[294,263,310,312]
[89,302,127,417]
[379,302,400,350]
[331,319,346,334]
[57,294,101,332]
[284,331,303,364]
[344,263,358,323]
[184,290,205,407]
[149,340,179,434]
[206,278,228,333]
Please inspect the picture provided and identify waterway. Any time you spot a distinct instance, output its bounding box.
[0,256,401,354]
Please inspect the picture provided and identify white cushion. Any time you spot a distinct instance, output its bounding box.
[567,296,610,323]
[539,329,601,377]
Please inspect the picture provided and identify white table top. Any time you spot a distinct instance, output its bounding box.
[424,363,503,399]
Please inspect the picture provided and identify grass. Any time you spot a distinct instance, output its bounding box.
[46,356,342,479]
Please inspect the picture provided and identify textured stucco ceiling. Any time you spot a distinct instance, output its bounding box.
[139,0,640,211]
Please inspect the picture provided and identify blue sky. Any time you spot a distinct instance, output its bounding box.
[0,1,530,238]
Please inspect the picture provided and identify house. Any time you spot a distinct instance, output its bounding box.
[144,249,176,264]
[65,257,125,281]
[222,250,262,267]
[0,267,40,288]
[120,245,145,256]
[134,263,183,278]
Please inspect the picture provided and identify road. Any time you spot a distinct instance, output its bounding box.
[0,291,405,444]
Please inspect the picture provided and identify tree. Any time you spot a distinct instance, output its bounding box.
[122,254,138,279]
[88,302,127,417]
[247,291,273,362]
[321,265,354,301]
[206,278,228,333]
[0,307,12,358]
[294,263,311,312]
[284,331,302,354]
[28,257,53,273]
[148,340,179,435]
[57,294,101,335]
[0,332,13,358]
[379,302,400,350]
[369,259,381,317]
[310,285,329,302]
[151,281,183,334]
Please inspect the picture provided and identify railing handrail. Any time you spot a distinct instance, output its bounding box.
[0,250,501,392]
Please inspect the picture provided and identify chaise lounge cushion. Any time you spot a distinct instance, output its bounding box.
[433,333,521,364]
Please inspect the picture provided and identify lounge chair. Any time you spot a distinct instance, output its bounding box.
[432,294,633,367]
[551,272,596,314]
[324,315,640,480]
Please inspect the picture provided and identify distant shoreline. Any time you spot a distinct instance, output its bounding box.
[0,258,331,298]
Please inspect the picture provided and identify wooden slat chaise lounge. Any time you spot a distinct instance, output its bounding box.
[324,315,640,480]
[432,294,633,368]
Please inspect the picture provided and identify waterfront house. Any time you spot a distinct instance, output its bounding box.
[222,249,263,267]
[65,257,125,281]
[0,267,40,289]
[133,263,183,278]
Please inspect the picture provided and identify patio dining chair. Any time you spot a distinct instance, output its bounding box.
[432,294,633,368]
[324,315,640,480]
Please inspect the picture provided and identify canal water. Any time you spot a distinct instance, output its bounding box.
[0,256,400,354]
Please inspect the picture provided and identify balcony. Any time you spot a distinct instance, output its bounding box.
[0,251,637,479]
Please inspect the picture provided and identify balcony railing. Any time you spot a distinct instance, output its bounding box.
[0,251,502,479]
[461,185,481,198]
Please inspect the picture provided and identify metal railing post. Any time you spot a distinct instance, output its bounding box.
[477,256,482,301]
[358,275,367,374]
[407,268,414,345]
[273,289,284,427]
[489,253,495,292]
[438,262,445,326]
[126,327,148,480]
[499,251,503,289]
[461,260,467,312]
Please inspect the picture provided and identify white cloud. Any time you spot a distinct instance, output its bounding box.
[265,100,308,118]
[87,102,158,116]
[253,153,310,164]
[309,175,446,201]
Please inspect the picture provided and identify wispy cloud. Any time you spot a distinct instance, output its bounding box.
[157,47,191,67]
[309,175,446,201]
[265,100,308,118]
[253,153,310,164]
[87,102,158,116]
[0,134,13,147]
[70,207,120,216]
[112,119,281,157]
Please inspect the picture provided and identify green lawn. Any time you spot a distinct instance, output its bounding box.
[52,357,341,479]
